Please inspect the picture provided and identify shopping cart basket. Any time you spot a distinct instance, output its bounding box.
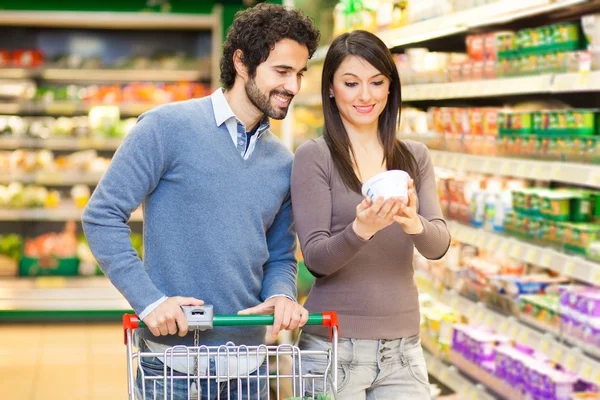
[123,305,339,400]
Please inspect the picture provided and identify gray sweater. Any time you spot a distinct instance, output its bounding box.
[291,137,450,339]
[83,97,297,346]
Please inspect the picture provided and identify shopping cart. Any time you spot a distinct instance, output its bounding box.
[123,305,339,400]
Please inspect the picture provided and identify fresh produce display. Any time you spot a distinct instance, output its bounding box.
[0,149,110,174]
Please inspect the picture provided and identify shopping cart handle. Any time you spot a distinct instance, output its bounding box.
[123,308,339,344]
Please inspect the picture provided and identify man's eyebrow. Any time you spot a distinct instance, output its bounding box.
[273,65,308,72]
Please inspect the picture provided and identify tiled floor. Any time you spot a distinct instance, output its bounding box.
[0,323,127,400]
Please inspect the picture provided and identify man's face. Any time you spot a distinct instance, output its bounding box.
[245,38,309,120]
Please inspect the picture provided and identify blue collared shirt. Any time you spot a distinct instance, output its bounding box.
[210,88,270,160]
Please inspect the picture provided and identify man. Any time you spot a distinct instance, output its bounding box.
[82,3,320,399]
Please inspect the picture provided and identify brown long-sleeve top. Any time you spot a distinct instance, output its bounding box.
[291,137,451,339]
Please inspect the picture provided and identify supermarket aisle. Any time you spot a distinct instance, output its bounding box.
[0,323,126,400]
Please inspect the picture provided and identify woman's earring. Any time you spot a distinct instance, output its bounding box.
[329,93,334,98]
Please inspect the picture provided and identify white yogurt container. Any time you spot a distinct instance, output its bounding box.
[361,170,410,202]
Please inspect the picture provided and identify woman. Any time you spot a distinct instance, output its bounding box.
[291,30,451,399]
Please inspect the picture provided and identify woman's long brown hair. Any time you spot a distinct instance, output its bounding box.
[321,30,419,193]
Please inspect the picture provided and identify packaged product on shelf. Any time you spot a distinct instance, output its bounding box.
[0,233,22,277]
[11,49,44,68]
[21,221,79,276]
[519,293,562,331]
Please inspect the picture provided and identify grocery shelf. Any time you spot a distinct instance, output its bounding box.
[0,68,39,79]
[0,171,105,185]
[0,276,131,321]
[0,10,218,30]
[309,0,585,64]
[0,137,123,151]
[448,220,600,287]
[420,283,600,385]
[403,71,600,101]
[448,351,520,400]
[0,206,143,222]
[39,68,207,83]
[424,349,497,400]
[0,101,157,116]
[430,150,600,188]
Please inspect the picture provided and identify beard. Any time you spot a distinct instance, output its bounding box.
[245,77,293,120]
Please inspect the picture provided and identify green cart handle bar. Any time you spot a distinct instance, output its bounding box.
[123,310,339,344]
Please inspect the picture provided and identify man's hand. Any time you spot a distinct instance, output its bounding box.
[142,296,205,337]
[238,296,309,338]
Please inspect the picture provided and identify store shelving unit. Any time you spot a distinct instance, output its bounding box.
[431,150,600,188]
[0,206,142,222]
[0,137,122,151]
[424,349,497,400]
[309,0,590,64]
[448,220,600,286]
[418,280,600,386]
[403,71,600,101]
[0,68,209,83]
[0,171,105,186]
[0,276,132,321]
[0,7,222,320]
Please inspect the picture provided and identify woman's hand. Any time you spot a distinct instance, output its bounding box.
[352,196,405,240]
[393,179,423,235]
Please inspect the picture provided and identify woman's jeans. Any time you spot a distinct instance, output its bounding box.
[297,332,430,400]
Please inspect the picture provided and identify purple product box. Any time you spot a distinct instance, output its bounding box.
[579,290,600,318]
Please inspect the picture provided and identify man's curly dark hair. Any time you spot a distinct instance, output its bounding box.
[220,3,320,89]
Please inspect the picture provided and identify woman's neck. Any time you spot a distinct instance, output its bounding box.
[344,121,381,153]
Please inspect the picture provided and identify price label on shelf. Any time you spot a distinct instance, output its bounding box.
[498,320,510,335]
[552,347,563,363]
[587,170,600,188]
[589,268,600,286]
[563,261,576,277]
[450,296,460,310]
[35,172,64,185]
[516,163,527,177]
[525,248,537,263]
[593,369,600,385]
[517,329,529,344]
[475,235,486,248]
[532,165,544,179]
[580,363,593,381]
[538,338,551,354]
[457,157,468,171]
[35,276,68,289]
[565,354,577,372]
[486,237,499,251]
[484,314,495,327]
[501,162,512,175]
[540,253,552,268]
[45,102,77,115]
[576,71,590,88]
[499,241,511,255]
[509,325,520,339]
[510,244,522,259]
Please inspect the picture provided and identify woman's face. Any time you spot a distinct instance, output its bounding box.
[330,55,390,132]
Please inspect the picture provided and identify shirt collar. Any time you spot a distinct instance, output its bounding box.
[210,88,270,137]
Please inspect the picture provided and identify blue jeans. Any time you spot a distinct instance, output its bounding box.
[298,332,430,400]
[135,341,269,400]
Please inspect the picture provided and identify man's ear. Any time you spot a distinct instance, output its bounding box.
[233,49,248,80]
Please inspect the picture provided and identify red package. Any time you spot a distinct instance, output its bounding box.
[461,61,473,81]
[483,59,496,80]
[448,63,463,82]
[482,108,499,137]
[466,34,485,61]
[12,49,44,67]
[472,60,484,80]
[0,50,10,67]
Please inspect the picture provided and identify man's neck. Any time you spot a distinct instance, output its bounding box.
[223,84,264,132]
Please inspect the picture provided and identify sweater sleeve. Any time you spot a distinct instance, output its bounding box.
[409,142,451,260]
[82,111,166,316]
[291,140,369,277]
[261,189,298,302]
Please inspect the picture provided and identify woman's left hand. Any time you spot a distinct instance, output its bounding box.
[393,178,423,235]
